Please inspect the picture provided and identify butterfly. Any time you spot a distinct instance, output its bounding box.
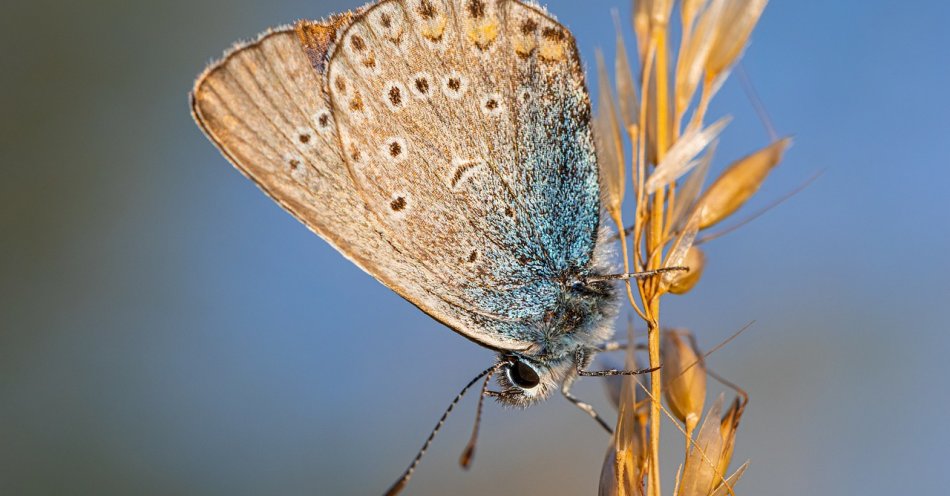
[191,0,664,492]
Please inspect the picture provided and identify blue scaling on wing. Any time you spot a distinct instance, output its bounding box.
[517,69,601,279]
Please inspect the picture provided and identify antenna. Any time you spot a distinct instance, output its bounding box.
[384,363,501,496]
[459,369,494,469]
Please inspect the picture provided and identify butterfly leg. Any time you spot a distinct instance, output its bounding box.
[577,365,660,377]
[597,341,649,352]
[598,340,626,352]
[561,381,614,434]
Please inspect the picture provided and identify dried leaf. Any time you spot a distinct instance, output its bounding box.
[698,137,791,229]
[646,116,730,194]
[678,394,726,496]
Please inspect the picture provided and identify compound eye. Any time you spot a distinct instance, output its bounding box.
[507,360,541,389]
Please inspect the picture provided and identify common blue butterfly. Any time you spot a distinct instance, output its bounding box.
[191,1,664,492]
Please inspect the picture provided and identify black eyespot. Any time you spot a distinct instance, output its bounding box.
[507,360,540,389]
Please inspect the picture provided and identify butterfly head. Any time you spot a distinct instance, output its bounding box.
[492,348,594,408]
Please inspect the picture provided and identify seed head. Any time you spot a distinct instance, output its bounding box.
[662,330,706,431]
[669,246,706,294]
[716,396,746,483]
[698,137,791,229]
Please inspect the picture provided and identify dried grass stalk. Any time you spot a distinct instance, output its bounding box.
[594,0,780,493]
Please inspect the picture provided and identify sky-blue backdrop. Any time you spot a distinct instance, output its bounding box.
[2,0,948,494]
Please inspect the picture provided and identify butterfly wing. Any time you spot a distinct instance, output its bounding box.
[325,0,602,343]
[191,0,602,352]
[193,16,533,351]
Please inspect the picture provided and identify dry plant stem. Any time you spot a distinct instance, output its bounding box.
[616,212,650,322]
[644,26,672,496]
[632,34,660,496]
[664,186,677,240]
[689,80,713,131]
[645,311,662,496]
[632,41,657,275]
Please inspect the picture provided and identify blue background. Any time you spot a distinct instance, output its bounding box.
[2,0,948,494]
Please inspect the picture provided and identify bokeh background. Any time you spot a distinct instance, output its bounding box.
[3,0,949,494]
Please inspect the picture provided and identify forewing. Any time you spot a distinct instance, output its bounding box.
[191,16,533,351]
[325,0,602,339]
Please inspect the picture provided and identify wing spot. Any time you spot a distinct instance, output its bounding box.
[504,206,514,218]
[468,251,478,263]
[380,13,392,28]
[521,19,538,35]
[383,81,408,111]
[468,18,499,49]
[540,27,568,61]
[317,112,330,129]
[390,196,407,211]
[466,0,485,18]
[450,159,484,189]
[423,29,445,43]
[410,73,433,99]
[335,76,347,92]
[289,159,300,171]
[389,85,402,106]
[442,73,469,99]
[480,93,505,116]
[418,0,436,18]
[514,24,538,58]
[349,92,364,112]
[542,27,565,41]
[298,133,311,144]
[381,137,408,162]
[351,35,366,52]
[416,77,429,94]
[417,2,447,43]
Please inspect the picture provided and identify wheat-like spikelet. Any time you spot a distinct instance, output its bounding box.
[594,0,785,494]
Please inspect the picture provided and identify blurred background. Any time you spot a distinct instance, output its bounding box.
[2,0,948,494]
